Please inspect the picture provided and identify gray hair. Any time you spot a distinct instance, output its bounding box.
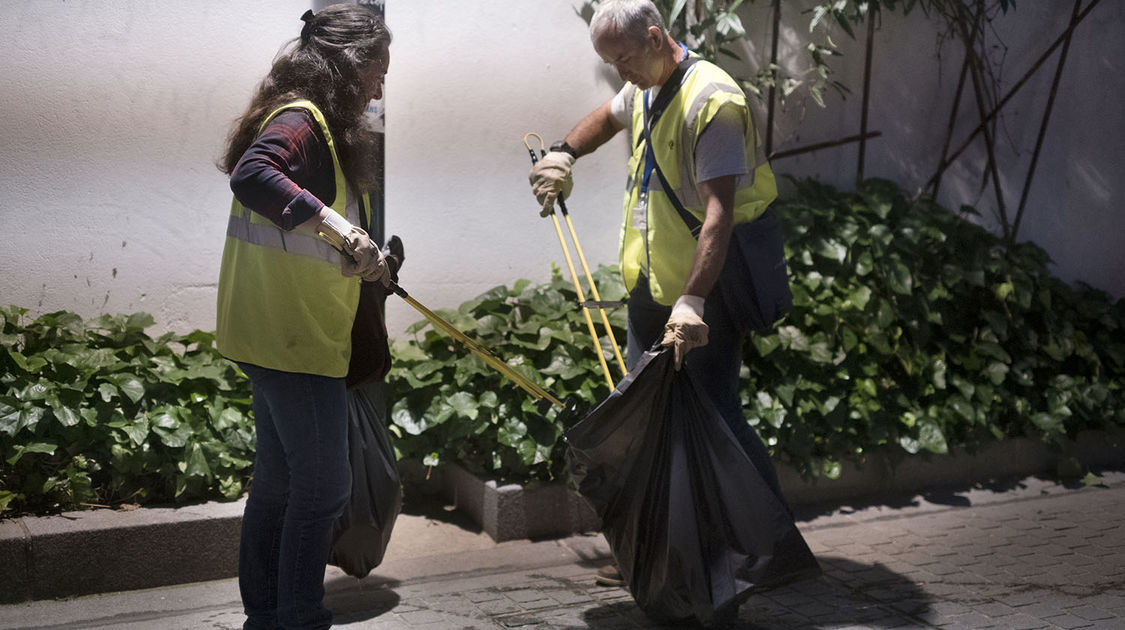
[589,0,666,44]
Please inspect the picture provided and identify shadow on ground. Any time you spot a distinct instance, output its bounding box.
[398,485,484,533]
[787,471,1091,522]
[323,577,402,625]
[581,556,929,629]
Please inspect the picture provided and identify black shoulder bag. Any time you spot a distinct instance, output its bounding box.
[642,58,793,335]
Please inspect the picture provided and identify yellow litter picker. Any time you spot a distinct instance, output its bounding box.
[523,133,627,391]
[317,235,564,410]
[386,281,563,410]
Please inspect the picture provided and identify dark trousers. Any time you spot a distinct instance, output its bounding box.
[624,275,788,508]
[237,363,351,630]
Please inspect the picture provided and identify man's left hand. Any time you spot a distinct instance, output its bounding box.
[661,295,708,370]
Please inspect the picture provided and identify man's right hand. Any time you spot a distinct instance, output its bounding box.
[528,150,575,217]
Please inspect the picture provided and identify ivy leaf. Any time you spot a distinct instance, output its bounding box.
[814,238,848,263]
[6,441,56,465]
[875,299,896,329]
[0,401,23,436]
[1031,412,1063,434]
[886,260,914,295]
[808,340,834,364]
[752,333,782,357]
[122,414,150,446]
[899,434,920,455]
[153,423,193,448]
[848,285,873,310]
[947,395,974,422]
[448,392,479,421]
[391,400,427,436]
[1082,472,1107,488]
[855,251,874,276]
[98,383,118,403]
[917,419,948,454]
[51,403,81,428]
[983,362,1009,385]
[112,375,146,404]
[183,442,211,479]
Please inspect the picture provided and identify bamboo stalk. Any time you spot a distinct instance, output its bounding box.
[958,3,1011,243]
[769,131,882,161]
[931,52,971,198]
[927,0,1103,188]
[1011,0,1082,245]
[857,7,877,188]
[766,0,781,157]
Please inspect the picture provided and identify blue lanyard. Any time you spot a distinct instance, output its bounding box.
[640,42,690,194]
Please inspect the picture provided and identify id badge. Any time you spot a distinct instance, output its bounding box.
[631,191,649,233]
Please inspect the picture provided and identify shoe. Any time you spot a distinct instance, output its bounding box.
[595,563,626,587]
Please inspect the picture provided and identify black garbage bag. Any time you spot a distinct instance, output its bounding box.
[329,381,402,578]
[566,346,820,625]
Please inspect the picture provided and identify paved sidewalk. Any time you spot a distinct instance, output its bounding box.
[3,472,1123,629]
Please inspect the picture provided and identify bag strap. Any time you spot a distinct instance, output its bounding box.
[648,147,701,238]
[641,54,703,239]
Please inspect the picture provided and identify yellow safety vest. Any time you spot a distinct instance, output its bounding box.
[620,57,777,305]
[216,100,370,377]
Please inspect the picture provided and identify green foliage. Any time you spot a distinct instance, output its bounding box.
[745,178,1124,477]
[0,309,254,516]
[388,179,1124,483]
[386,266,627,483]
[6,171,1120,509]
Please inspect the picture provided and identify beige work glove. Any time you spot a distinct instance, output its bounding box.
[528,150,575,217]
[316,209,390,287]
[661,295,708,370]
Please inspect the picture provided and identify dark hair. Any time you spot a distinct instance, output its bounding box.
[220,4,391,188]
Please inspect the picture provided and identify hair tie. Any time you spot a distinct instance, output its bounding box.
[300,9,315,43]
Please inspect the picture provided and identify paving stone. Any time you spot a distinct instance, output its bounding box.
[497,615,545,628]
[475,599,526,615]
[505,589,552,604]
[539,589,595,606]
[1041,613,1099,629]
[1066,605,1116,622]
[467,590,509,604]
[935,611,1001,628]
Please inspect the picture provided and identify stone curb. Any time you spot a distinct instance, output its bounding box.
[777,428,1124,505]
[421,428,1124,542]
[1,498,244,604]
[439,462,601,542]
[2,429,1121,604]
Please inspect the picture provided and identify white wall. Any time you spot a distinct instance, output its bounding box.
[0,1,1120,338]
[0,1,311,332]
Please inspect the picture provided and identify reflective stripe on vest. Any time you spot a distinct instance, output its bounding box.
[215,100,370,377]
[619,58,778,305]
[225,213,344,264]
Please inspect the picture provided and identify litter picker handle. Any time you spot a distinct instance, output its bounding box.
[389,281,565,409]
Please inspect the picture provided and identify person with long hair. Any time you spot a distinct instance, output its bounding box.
[215,5,393,628]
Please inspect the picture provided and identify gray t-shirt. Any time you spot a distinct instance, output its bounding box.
[609,80,749,184]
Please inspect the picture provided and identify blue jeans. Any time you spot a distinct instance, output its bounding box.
[237,363,351,630]
[625,276,788,509]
